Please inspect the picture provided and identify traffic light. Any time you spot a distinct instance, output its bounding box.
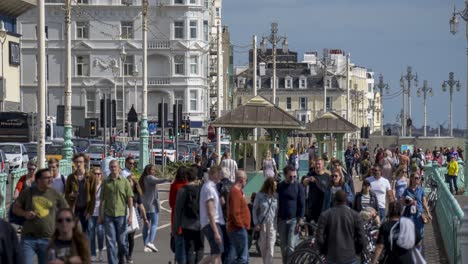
[158,103,168,127]
[169,128,174,140]
[181,120,185,133]
[360,126,365,139]
[46,123,51,137]
[186,117,191,133]
[90,120,97,137]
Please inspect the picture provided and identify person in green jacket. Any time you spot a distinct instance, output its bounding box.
[447,155,459,194]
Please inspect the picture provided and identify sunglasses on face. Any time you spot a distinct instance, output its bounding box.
[57,217,73,223]
[332,174,340,178]
[413,177,420,180]
[94,172,102,175]
[28,168,36,171]
[127,162,135,165]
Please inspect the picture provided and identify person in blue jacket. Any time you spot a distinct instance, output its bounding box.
[322,169,353,211]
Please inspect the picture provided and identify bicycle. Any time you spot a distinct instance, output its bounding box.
[426,178,438,212]
[287,221,326,264]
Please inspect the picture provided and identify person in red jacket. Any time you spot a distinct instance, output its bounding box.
[227,170,251,264]
[169,167,187,262]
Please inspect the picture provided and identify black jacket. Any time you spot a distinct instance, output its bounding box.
[316,205,367,263]
[353,191,379,212]
[0,220,22,264]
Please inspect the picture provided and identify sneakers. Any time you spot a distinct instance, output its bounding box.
[145,243,159,252]
[144,246,153,252]
[98,251,104,262]
[126,255,134,264]
[91,256,97,262]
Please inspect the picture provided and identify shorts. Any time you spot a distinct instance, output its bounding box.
[202,223,224,255]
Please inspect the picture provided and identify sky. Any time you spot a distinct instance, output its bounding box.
[223,0,467,129]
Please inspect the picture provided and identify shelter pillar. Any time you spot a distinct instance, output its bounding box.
[315,133,326,158]
[278,130,290,178]
[335,133,345,163]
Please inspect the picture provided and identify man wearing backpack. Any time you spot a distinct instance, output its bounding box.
[174,167,204,264]
[49,158,66,195]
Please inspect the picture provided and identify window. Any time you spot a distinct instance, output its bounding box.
[174,55,185,75]
[286,97,291,110]
[76,22,89,39]
[174,21,184,39]
[215,7,221,17]
[237,77,246,88]
[190,21,197,39]
[368,83,373,93]
[299,97,307,110]
[76,55,90,76]
[76,0,88,3]
[174,0,184,4]
[190,56,198,75]
[300,114,307,122]
[190,91,197,111]
[327,79,331,88]
[190,0,196,4]
[86,91,95,117]
[121,21,133,39]
[121,0,132,5]
[9,42,20,66]
[299,77,306,89]
[256,76,261,89]
[285,77,292,89]
[203,21,209,41]
[123,56,134,76]
[35,26,48,39]
[326,96,332,111]
[204,0,209,8]
[270,77,278,89]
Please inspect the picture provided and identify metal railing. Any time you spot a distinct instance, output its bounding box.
[0,173,7,218]
[425,162,464,264]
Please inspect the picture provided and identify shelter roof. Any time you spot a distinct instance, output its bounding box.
[0,0,35,17]
[305,111,359,133]
[212,96,304,129]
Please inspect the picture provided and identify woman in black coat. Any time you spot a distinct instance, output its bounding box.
[353,180,379,212]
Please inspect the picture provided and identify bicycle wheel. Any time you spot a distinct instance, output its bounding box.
[427,192,437,212]
[287,248,325,264]
[295,238,316,250]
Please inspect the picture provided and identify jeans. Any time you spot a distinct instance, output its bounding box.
[104,215,127,264]
[228,228,249,264]
[88,216,105,256]
[183,229,204,264]
[175,233,186,263]
[258,222,276,264]
[75,207,89,234]
[278,219,298,264]
[448,175,458,194]
[143,212,159,245]
[379,208,386,222]
[127,231,136,258]
[22,237,49,264]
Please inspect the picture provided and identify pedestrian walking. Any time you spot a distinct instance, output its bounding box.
[303,159,329,223]
[49,158,67,195]
[392,166,409,202]
[316,190,367,264]
[277,165,305,264]
[126,173,148,263]
[402,173,432,240]
[447,155,459,194]
[372,201,423,264]
[344,145,355,176]
[322,169,353,211]
[14,160,36,199]
[174,167,204,264]
[288,150,300,172]
[47,208,90,264]
[252,177,278,264]
[193,155,206,180]
[98,160,134,264]
[359,152,372,180]
[381,150,394,181]
[139,164,166,252]
[262,150,277,179]
[217,167,234,263]
[353,179,379,213]
[220,150,238,183]
[13,168,68,264]
[88,167,105,262]
[121,157,136,178]
[199,165,225,264]
[169,167,188,263]
[101,149,116,177]
[367,165,394,220]
[64,153,96,233]
[226,170,251,264]
[0,193,22,264]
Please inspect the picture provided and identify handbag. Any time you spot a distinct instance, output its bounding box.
[9,187,33,225]
[127,206,139,232]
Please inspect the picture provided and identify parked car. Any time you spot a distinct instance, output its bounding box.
[151,140,176,164]
[88,144,105,167]
[178,143,200,163]
[23,142,52,161]
[72,138,91,153]
[0,143,29,171]
[46,145,64,161]
[123,141,140,161]
[0,149,10,174]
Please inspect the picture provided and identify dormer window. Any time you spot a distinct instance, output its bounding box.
[299,76,307,89]
[270,77,278,89]
[327,79,331,88]
[237,77,246,88]
[285,76,293,89]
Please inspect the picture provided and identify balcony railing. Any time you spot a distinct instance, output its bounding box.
[148,77,171,85]
[148,41,171,49]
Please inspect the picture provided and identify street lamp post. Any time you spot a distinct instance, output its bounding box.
[260,22,288,106]
[417,80,433,137]
[132,64,139,138]
[120,46,127,136]
[400,66,418,137]
[62,0,74,161]
[139,0,149,171]
[442,72,461,137]
[0,21,7,112]
[375,74,389,136]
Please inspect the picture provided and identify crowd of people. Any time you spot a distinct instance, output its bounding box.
[0,140,461,264]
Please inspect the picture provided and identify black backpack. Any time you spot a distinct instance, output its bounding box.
[184,185,200,219]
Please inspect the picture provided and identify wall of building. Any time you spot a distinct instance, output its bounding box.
[1,33,21,111]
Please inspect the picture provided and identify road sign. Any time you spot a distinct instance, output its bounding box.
[148,122,157,135]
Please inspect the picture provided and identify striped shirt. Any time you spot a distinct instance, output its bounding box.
[221,158,238,182]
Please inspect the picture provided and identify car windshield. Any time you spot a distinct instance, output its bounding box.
[0,145,21,154]
[152,142,174,150]
[24,144,37,153]
[88,145,105,153]
[46,146,62,155]
[126,143,139,151]
[72,139,90,150]
[178,145,190,154]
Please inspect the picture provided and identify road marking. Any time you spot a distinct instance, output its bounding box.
[102,222,171,251]
[159,200,171,213]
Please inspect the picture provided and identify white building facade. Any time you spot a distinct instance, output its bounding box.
[18,0,220,137]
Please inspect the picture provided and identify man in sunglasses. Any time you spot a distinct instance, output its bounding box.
[303,159,330,223]
[277,165,305,264]
[367,165,394,220]
[13,168,68,264]
[121,157,135,179]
